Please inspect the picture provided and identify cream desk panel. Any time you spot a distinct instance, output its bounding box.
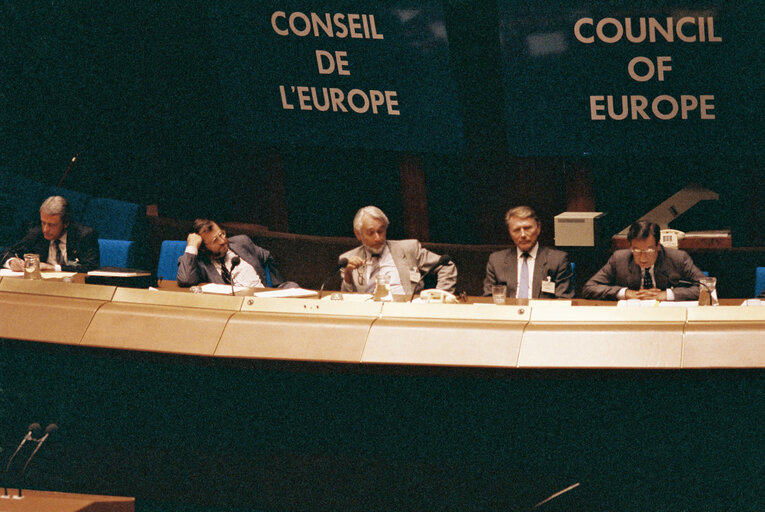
[683,306,765,368]
[112,287,244,311]
[362,302,529,367]
[81,288,239,356]
[519,306,686,368]
[0,277,114,345]
[216,298,383,362]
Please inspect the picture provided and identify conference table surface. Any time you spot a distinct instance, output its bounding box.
[1,273,763,511]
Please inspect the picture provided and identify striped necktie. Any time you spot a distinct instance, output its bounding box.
[518,252,530,298]
[220,261,232,284]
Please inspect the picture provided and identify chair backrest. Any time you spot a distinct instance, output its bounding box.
[157,240,187,281]
[755,267,765,297]
[264,261,272,287]
[83,197,142,240]
[98,239,136,268]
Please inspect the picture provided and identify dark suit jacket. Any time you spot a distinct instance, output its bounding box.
[483,246,574,298]
[0,222,100,272]
[582,246,706,301]
[176,235,298,289]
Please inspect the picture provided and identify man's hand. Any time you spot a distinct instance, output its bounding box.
[39,262,55,271]
[626,288,667,301]
[8,257,24,272]
[343,256,366,284]
[186,232,203,250]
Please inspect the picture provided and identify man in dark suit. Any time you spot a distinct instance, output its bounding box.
[176,218,298,289]
[483,206,574,298]
[1,196,99,273]
[583,220,706,301]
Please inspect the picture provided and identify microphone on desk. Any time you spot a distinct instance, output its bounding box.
[229,256,241,296]
[409,254,451,303]
[319,258,348,299]
[3,423,41,496]
[668,273,699,287]
[4,423,40,474]
[15,423,57,497]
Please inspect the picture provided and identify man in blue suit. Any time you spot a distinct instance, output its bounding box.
[176,218,297,289]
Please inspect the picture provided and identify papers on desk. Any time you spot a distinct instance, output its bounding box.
[0,269,76,279]
[253,288,318,298]
[42,272,77,279]
[87,270,150,277]
[200,283,250,295]
[618,299,700,307]
[320,293,373,302]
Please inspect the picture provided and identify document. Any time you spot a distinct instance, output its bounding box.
[253,288,318,298]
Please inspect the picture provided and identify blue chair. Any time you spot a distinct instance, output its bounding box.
[98,239,136,268]
[755,267,765,297]
[264,262,272,287]
[157,240,187,281]
[569,261,576,293]
[83,197,142,241]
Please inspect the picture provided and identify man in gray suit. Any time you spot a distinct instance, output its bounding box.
[339,206,457,295]
[177,218,298,289]
[582,220,705,301]
[483,205,574,298]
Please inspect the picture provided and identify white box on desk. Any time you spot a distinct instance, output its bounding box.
[554,211,604,247]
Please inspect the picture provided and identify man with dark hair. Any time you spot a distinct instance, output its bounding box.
[176,218,297,289]
[483,205,574,298]
[582,220,706,301]
[1,195,100,272]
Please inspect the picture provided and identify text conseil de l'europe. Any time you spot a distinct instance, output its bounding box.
[271,11,400,116]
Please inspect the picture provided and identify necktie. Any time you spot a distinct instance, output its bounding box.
[643,269,654,289]
[54,239,64,266]
[518,252,530,298]
[220,261,232,284]
[366,254,381,293]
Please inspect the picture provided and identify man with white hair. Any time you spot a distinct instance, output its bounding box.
[1,195,100,272]
[338,206,457,295]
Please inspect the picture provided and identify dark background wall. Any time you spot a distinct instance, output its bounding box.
[1,1,762,247]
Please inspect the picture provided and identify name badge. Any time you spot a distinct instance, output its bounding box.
[541,277,555,294]
[409,268,421,283]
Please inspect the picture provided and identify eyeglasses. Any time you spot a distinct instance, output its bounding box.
[631,248,657,256]
[210,230,227,244]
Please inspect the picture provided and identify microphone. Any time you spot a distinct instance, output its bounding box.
[18,424,58,496]
[229,256,241,295]
[57,154,79,187]
[668,273,699,287]
[319,258,348,299]
[409,254,452,302]
[4,423,40,474]
[3,423,41,496]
